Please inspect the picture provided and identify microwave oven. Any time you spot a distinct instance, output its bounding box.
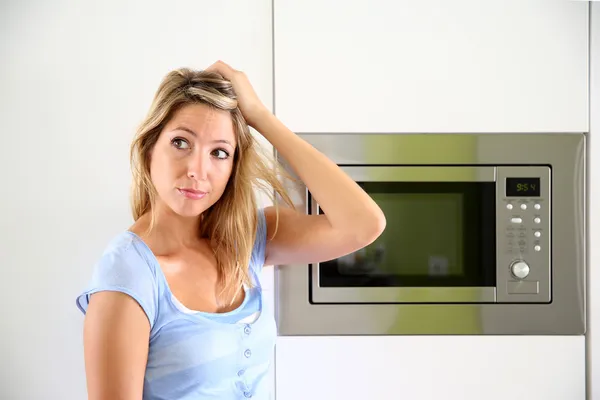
[274,133,586,335]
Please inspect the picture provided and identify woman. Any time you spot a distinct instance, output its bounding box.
[76,60,386,400]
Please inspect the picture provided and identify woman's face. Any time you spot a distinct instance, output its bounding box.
[149,103,237,218]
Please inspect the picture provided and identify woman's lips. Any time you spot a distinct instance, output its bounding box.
[178,188,207,200]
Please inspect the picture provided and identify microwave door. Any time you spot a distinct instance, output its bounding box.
[310,166,497,304]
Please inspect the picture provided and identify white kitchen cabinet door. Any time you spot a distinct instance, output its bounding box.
[274,0,589,133]
[275,336,586,400]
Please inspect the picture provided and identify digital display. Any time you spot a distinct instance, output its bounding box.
[506,177,541,197]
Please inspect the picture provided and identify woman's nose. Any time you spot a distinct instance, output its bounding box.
[187,153,210,180]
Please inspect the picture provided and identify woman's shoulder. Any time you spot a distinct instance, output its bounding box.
[98,230,159,276]
[250,207,268,270]
[76,230,161,322]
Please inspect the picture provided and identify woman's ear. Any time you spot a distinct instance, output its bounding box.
[148,143,155,161]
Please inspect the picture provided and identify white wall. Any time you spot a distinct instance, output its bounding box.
[0,1,275,399]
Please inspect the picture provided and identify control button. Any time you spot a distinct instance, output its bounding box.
[510,217,522,224]
[244,325,251,335]
[534,245,541,252]
[533,217,541,224]
[244,392,253,398]
[506,204,513,210]
[238,370,245,377]
[534,204,541,210]
[520,204,527,210]
[510,261,530,280]
[244,349,252,358]
[534,231,541,238]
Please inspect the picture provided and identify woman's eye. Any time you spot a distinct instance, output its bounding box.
[212,148,230,160]
[171,138,190,150]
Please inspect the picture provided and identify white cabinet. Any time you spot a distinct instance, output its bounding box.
[274,0,589,133]
[587,3,600,398]
[275,336,586,400]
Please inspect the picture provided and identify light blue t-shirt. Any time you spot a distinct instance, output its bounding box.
[76,209,276,400]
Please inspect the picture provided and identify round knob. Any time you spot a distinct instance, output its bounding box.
[510,261,530,280]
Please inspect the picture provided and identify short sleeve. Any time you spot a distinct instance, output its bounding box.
[250,208,268,272]
[75,238,159,329]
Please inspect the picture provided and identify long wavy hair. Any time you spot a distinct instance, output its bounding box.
[129,67,294,300]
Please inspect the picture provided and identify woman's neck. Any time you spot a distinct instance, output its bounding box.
[132,204,203,252]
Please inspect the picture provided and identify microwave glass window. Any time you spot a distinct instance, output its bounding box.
[316,182,496,288]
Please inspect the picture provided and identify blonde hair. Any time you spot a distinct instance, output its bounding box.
[129,67,293,301]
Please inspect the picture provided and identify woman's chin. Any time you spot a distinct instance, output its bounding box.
[173,206,206,218]
[161,193,218,218]
[169,198,213,218]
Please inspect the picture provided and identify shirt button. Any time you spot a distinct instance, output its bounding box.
[244,325,251,335]
[244,392,252,398]
[238,369,245,377]
[244,349,252,358]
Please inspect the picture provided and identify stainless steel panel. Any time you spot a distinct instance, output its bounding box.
[275,133,586,335]
[311,285,496,303]
[507,281,540,295]
[340,166,496,182]
[496,166,551,303]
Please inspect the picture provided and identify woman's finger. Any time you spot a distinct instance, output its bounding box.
[205,60,235,79]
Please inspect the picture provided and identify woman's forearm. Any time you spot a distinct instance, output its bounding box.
[254,112,386,244]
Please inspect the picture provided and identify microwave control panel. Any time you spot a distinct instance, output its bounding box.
[496,166,551,303]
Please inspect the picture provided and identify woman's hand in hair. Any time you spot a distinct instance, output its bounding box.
[205,60,271,129]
